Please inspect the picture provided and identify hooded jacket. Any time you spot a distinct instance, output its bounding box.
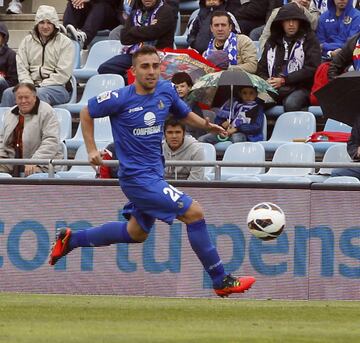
[257,3,321,91]
[316,0,360,57]
[0,99,63,173]
[0,23,17,88]
[162,135,205,181]
[121,0,176,49]
[16,5,74,87]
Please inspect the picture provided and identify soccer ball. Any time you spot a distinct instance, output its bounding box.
[247,202,286,241]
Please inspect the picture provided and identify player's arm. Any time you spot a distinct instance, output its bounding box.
[181,111,227,136]
[80,106,103,166]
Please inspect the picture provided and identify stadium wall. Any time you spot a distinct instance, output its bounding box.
[0,183,359,300]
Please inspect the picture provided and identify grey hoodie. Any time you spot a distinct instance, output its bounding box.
[162,135,205,181]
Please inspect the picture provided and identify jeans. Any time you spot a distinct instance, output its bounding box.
[198,132,247,144]
[1,85,70,107]
[282,88,310,112]
[98,53,132,78]
[331,167,360,180]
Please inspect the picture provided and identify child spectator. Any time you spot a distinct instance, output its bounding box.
[171,72,206,139]
[0,23,18,100]
[198,86,264,144]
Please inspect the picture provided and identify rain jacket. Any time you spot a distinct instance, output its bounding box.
[257,3,321,92]
[0,99,63,174]
[0,23,17,87]
[316,0,360,57]
[162,135,205,180]
[16,5,74,87]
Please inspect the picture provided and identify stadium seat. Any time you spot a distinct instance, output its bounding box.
[265,106,284,118]
[0,107,10,129]
[88,29,111,47]
[197,142,216,180]
[253,41,262,60]
[174,9,199,48]
[308,106,323,118]
[65,116,113,151]
[259,111,316,154]
[226,175,262,182]
[208,142,266,180]
[323,176,360,184]
[308,119,352,157]
[53,75,77,111]
[73,40,123,82]
[257,142,315,182]
[56,74,125,114]
[72,40,81,69]
[54,108,72,141]
[0,172,12,178]
[57,142,110,179]
[179,0,199,12]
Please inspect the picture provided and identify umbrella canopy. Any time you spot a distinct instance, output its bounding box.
[189,70,277,107]
[315,71,360,126]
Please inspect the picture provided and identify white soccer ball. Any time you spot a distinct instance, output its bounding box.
[247,202,286,241]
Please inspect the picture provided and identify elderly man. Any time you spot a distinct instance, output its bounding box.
[0,83,63,177]
[163,116,205,181]
[1,5,74,107]
[97,0,175,79]
[203,11,258,73]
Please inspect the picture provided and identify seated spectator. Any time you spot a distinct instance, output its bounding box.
[163,116,205,181]
[260,0,321,52]
[257,3,321,111]
[0,23,18,100]
[331,116,360,179]
[187,0,240,54]
[97,0,176,79]
[316,0,360,60]
[203,11,258,74]
[198,86,264,144]
[328,32,360,79]
[171,72,206,139]
[1,5,75,107]
[0,83,63,177]
[64,0,120,49]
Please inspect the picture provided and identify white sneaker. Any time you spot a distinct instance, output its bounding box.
[58,24,67,35]
[66,24,87,49]
[6,0,23,14]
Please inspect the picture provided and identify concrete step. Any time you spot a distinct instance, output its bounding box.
[8,29,28,50]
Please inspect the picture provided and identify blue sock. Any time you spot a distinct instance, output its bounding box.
[68,221,139,250]
[186,219,226,288]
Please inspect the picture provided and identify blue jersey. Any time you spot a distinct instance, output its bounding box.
[88,80,191,180]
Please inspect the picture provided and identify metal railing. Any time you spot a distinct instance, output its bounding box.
[0,159,358,180]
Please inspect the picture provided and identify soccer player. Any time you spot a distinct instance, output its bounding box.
[49,46,256,297]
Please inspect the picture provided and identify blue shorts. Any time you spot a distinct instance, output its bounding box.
[120,178,193,233]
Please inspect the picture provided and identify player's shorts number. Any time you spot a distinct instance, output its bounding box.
[163,184,183,202]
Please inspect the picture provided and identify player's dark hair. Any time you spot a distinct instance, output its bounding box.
[171,72,193,87]
[13,82,37,95]
[210,10,232,26]
[132,46,160,65]
[164,115,186,132]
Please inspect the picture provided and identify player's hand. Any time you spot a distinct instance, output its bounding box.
[88,149,103,166]
[205,118,228,136]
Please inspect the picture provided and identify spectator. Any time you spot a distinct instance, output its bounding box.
[6,0,23,14]
[171,72,206,139]
[260,0,321,52]
[257,3,321,111]
[0,83,63,177]
[163,116,205,181]
[64,0,120,49]
[328,32,360,80]
[331,116,360,179]
[187,0,240,54]
[1,5,75,107]
[316,0,360,60]
[198,86,264,144]
[97,0,176,79]
[0,23,18,100]
[203,11,258,73]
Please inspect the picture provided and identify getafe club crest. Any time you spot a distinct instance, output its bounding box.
[343,16,352,25]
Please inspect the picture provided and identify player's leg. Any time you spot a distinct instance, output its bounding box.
[178,201,256,297]
[49,212,150,266]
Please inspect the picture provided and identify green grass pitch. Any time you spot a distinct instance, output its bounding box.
[0,293,359,343]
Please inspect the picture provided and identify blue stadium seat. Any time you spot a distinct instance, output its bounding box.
[65,116,113,151]
[0,172,12,178]
[259,111,316,154]
[197,142,216,180]
[174,9,199,48]
[56,74,125,114]
[179,0,199,12]
[257,142,315,182]
[72,40,81,69]
[0,107,10,129]
[265,106,285,118]
[308,106,323,118]
[54,108,72,141]
[324,176,360,184]
[73,40,123,82]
